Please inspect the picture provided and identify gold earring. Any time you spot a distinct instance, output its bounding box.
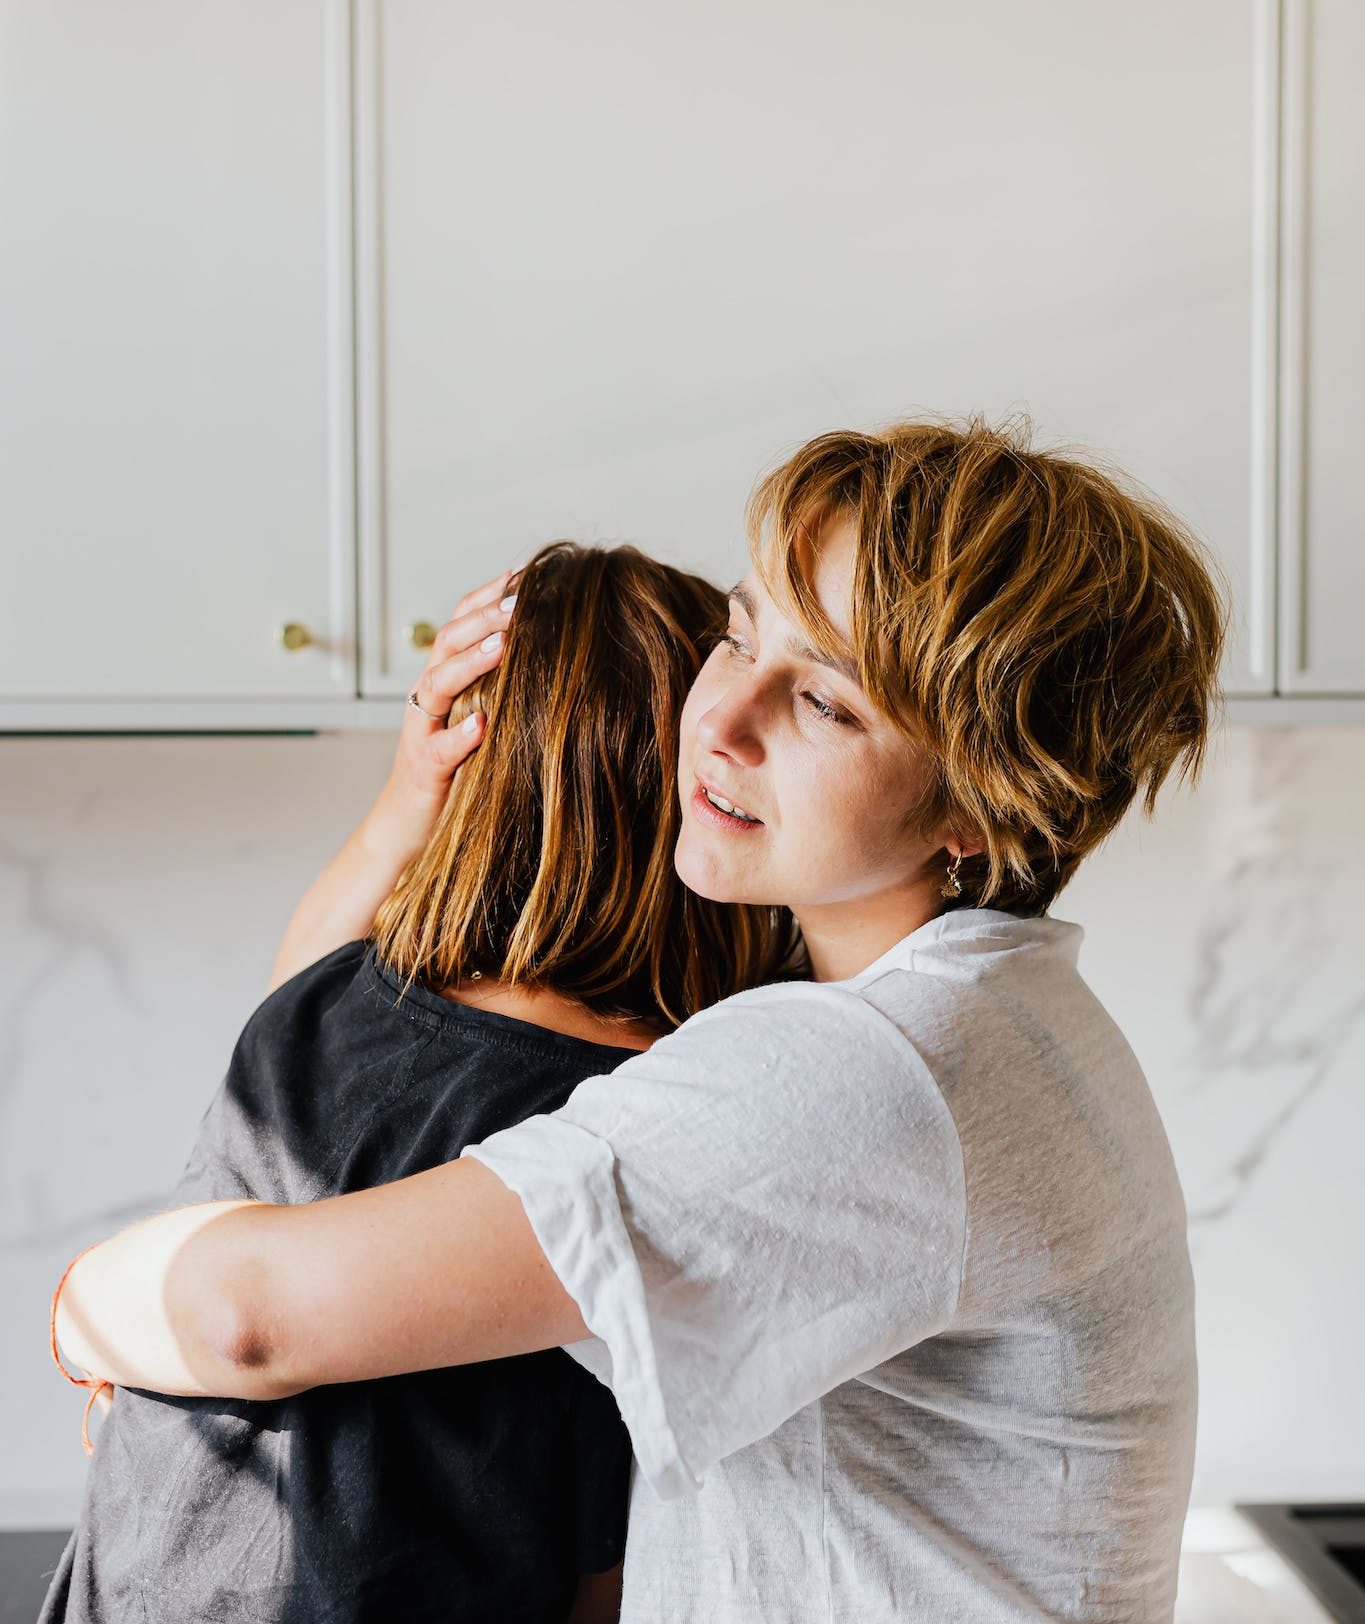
[940,851,964,899]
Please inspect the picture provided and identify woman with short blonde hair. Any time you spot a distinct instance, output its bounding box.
[56,415,1229,1623]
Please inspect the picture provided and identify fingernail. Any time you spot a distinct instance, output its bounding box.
[480,631,503,652]
[499,593,517,612]
[462,712,481,733]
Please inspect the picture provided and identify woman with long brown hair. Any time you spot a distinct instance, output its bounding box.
[56,417,1229,1622]
[40,542,795,1624]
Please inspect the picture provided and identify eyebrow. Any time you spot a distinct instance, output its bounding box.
[728,582,863,689]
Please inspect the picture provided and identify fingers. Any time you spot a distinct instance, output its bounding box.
[402,565,520,759]
[447,564,522,626]
[427,710,487,773]
[408,631,506,724]
[426,594,516,670]
[413,591,517,718]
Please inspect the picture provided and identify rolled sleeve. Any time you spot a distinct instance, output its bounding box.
[462,980,967,1501]
[466,1112,699,1497]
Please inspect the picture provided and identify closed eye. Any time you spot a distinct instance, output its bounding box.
[721,634,851,726]
[803,692,850,724]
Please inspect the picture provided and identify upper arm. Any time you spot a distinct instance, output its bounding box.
[207,1156,591,1396]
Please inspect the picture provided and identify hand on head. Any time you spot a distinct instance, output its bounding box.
[372,565,520,858]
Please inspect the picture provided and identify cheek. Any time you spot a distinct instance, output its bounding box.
[788,746,919,860]
[851,756,934,860]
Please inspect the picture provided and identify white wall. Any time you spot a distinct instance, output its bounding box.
[2,722,1362,1525]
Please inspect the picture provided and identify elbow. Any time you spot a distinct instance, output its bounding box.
[216,1309,283,1396]
[184,1249,303,1401]
[207,1298,302,1401]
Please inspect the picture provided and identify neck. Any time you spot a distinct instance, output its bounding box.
[794,881,949,983]
[436,977,664,1051]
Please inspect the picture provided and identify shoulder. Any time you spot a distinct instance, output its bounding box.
[847,910,1092,1050]
[213,940,416,1152]
[589,908,1097,1147]
[650,973,926,1077]
[230,939,373,1053]
[254,938,373,1017]
[234,940,411,1061]
[541,970,962,1179]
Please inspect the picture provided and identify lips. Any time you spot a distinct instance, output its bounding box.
[698,773,761,818]
[691,777,764,832]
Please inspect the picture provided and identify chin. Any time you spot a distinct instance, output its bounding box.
[673,837,759,905]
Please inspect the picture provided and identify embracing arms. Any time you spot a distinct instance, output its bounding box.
[54,1156,590,1400]
[54,564,578,1400]
[53,969,958,1497]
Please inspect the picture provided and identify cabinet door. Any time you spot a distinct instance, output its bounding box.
[0,0,354,701]
[1276,0,1365,694]
[359,0,1268,698]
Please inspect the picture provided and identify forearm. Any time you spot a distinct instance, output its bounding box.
[267,785,428,995]
[55,1159,588,1403]
[268,567,515,993]
[55,1200,288,1400]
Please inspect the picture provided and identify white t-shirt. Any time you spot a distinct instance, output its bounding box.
[463,906,1196,1622]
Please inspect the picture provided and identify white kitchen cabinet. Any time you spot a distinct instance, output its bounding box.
[1275,0,1365,694]
[6,2,1363,727]
[358,0,1272,699]
[0,0,355,706]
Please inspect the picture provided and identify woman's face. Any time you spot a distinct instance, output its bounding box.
[675,516,952,967]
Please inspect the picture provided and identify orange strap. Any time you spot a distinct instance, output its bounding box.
[50,1242,115,1456]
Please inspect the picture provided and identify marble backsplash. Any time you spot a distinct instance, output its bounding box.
[2,723,1362,1524]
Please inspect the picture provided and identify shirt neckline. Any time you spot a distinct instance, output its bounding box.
[837,905,1079,989]
[361,942,649,1064]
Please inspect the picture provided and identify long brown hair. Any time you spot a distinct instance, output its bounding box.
[371,541,798,1029]
[748,416,1231,915]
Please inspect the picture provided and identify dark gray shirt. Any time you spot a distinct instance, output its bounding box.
[42,940,638,1624]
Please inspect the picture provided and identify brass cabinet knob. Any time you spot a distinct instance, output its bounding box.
[405,620,438,650]
[278,622,313,652]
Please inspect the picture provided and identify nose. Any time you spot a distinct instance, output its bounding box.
[695,671,765,767]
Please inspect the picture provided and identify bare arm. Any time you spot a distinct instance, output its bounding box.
[266,565,521,994]
[56,567,552,1396]
[567,1563,624,1624]
[54,1158,589,1401]
[266,789,448,997]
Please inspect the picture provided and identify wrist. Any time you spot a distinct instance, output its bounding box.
[360,781,436,870]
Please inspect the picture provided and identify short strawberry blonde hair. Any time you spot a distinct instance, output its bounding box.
[749,417,1232,916]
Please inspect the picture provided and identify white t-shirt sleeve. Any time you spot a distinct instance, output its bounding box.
[461,979,967,1500]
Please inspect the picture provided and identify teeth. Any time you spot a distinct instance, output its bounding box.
[704,787,758,822]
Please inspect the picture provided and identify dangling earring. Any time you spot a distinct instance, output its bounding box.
[940,851,964,900]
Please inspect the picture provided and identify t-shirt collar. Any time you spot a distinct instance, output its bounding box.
[836,905,1083,988]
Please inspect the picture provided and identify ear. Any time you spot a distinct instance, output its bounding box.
[945,836,987,862]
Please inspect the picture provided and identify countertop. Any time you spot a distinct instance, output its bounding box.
[1176,1508,1340,1622]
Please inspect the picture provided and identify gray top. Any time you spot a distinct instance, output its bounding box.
[467,907,1197,1621]
[44,941,636,1624]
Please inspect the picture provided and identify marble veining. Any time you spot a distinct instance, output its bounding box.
[0,829,154,1246]
[1175,730,1365,1234]
[4,724,1364,1520]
